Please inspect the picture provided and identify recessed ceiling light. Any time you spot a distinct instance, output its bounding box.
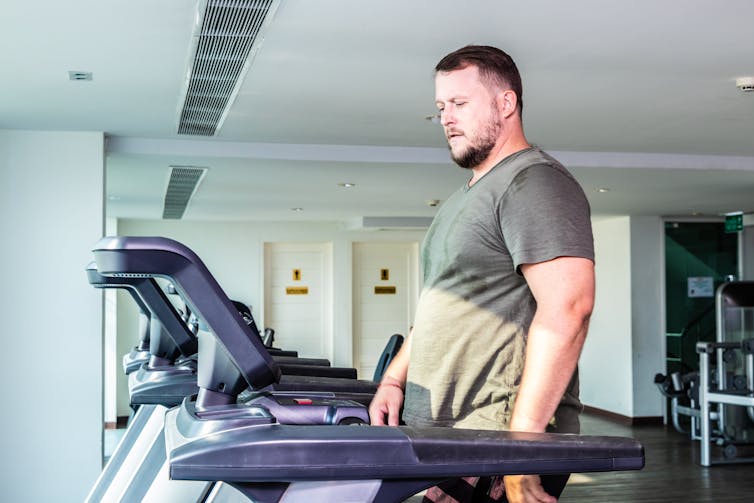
[424,114,440,125]
[68,70,93,81]
[291,207,304,212]
[337,182,356,188]
[596,187,610,193]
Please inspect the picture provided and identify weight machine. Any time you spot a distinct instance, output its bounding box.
[656,281,754,466]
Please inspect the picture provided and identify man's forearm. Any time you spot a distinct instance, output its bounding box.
[508,315,589,433]
[380,329,412,386]
[369,330,412,426]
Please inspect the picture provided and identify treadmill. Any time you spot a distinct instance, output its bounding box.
[87,238,372,502]
[87,264,153,375]
[92,236,645,503]
[143,272,365,380]
[87,263,200,409]
[229,300,299,358]
[89,261,375,411]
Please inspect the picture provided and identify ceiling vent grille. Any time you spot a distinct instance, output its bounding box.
[162,166,208,219]
[177,0,279,136]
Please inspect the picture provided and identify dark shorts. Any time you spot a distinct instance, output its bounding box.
[421,474,570,503]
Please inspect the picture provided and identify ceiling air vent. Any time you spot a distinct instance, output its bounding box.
[177,0,280,136]
[162,166,208,219]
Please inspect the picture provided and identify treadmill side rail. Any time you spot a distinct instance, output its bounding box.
[165,407,644,483]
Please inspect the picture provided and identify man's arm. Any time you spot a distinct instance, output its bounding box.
[368,329,413,426]
[505,256,595,503]
[510,256,594,432]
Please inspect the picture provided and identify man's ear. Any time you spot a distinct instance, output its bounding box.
[497,89,518,118]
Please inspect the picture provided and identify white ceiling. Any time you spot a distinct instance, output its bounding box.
[2,0,754,223]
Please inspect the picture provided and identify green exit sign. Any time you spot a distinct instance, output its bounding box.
[725,214,743,233]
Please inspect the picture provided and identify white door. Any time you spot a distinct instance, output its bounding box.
[263,243,332,359]
[353,242,419,380]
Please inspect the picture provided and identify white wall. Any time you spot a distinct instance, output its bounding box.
[0,130,104,501]
[581,216,665,419]
[629,216,665,417]
[113,218,425,418]
[581,216,634,416]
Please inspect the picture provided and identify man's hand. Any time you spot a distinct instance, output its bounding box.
[504,474,557,503]
[368,380,404,426]
[369,330,412,426]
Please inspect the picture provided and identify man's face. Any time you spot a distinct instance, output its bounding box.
[435,65,502,169]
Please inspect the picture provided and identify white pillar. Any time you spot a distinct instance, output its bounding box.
[0,130,105,501]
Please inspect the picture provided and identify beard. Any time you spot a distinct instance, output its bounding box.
[448,110,503,170]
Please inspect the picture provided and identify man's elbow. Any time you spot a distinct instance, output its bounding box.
[565,294,593,345]
[576,296,594,326]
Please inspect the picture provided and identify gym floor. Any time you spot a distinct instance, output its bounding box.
[104,427,126,464]
[560,413,752,503]
[104,413,752,502]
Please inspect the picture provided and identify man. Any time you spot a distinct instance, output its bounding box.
[368,45,595,503]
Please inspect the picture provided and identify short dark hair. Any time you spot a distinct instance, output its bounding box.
[435,45,523,114]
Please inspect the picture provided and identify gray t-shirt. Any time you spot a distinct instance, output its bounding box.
[403,147,594,433]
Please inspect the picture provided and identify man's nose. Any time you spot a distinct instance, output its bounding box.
[440,108,454,127]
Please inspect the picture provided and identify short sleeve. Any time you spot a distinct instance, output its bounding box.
[499,163,594,272]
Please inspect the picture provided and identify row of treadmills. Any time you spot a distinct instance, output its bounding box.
[85,236,645,503]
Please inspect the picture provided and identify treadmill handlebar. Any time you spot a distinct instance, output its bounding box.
[86,262,151,318]
[165,407,645,482]
[92,236,281,391]
[86,261,198,358]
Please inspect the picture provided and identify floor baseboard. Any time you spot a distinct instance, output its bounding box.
[104,416,129,430]
[583,405,663,426]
